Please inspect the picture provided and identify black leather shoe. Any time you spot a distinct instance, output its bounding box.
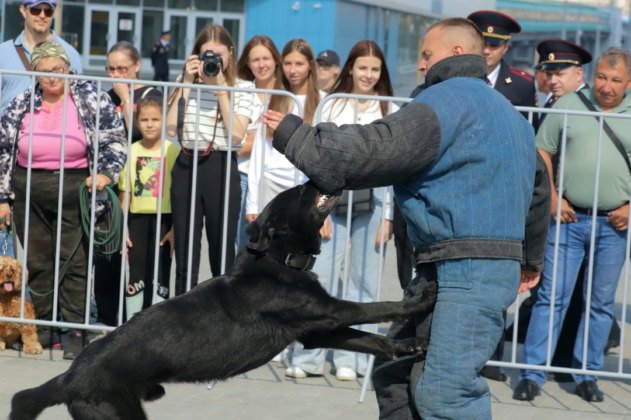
[575,381,604,402]
[512,379,540,401]
[480,366,507,382]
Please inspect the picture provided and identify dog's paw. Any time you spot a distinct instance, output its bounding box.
[402,281,437,313]
[386,336,429,359]
[23,342,43,355]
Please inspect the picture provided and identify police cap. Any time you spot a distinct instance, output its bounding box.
[536,39,592,71]
[467,10,521,46]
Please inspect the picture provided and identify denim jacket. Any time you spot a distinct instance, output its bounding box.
[273,55,549,270]
[0,80,127,205]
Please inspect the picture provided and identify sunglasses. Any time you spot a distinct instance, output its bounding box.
[105,65,130,74]
[28,7,54,18]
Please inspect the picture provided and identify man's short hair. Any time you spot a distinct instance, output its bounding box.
[427,18,485,55]
[597,48,631,78]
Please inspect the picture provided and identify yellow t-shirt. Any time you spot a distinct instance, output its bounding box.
[118,140,179,214]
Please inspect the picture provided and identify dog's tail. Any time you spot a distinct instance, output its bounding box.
[9,374,65,420]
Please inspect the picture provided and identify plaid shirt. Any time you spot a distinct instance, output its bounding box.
[0,79,127,206]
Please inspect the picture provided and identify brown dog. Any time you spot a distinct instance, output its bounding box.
[0,256,43,354]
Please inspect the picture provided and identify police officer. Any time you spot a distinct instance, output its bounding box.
[467,9,537,383]
[468,10,536,111]
[151,29,171,81]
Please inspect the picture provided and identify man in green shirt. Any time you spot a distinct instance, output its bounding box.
[514,48,631,403]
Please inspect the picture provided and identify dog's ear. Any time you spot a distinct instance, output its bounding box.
[245,221,273,252]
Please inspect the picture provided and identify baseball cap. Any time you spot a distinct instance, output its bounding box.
[22,0,57,7]
[316,50,340,67]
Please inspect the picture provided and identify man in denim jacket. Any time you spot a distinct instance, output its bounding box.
[265,18,550,419]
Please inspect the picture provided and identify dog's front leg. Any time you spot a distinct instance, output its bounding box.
[299,328,427,359]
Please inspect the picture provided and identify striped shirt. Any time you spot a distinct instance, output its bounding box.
[181,79,255,151]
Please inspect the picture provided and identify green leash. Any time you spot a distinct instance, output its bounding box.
[29,183,123,297]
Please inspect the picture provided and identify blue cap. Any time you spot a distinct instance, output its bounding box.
[22,0,57,8]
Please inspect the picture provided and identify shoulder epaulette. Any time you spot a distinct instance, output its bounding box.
[509,66,534,82]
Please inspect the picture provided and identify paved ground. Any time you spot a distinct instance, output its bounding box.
[2,246,630,419]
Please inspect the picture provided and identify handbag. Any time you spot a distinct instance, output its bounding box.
[334,189,374,216]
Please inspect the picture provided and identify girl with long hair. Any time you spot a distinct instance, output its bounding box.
[285,40,398,381]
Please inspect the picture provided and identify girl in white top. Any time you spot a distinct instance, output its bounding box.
[234,35,281,250]
[165,24,254,295]
[246,38,322,221]
[286,40,398,381]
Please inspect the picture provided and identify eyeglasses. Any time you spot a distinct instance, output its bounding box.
[37,65,68,74]
[28,7,54,18]
[105,65,130,74]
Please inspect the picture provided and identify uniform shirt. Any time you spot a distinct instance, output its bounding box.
[0,32,83,110]
[119,140,179,214]
[537,89,631,210]
[181,79,254,152]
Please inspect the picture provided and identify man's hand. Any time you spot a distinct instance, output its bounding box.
[245,213,257,223]
[320,217,332,240]
[608,202,629,231]
[160,227,175,258]
[85,174,112,193]
[551,196,577,223]
[518,270,541,294]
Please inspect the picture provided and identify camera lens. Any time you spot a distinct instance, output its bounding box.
[203,61,220,77]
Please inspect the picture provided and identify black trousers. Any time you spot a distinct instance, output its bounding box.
[171,151,240,295]
[126,213,172,305]
[13,166,88,324]
[393,203,415,290]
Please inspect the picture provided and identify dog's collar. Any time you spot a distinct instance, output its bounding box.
[247,241,316,271]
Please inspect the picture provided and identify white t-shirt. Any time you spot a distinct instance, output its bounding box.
[181,79,255,152]
[319,97,399,220]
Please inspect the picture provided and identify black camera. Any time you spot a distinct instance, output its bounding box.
[198,50,223,77]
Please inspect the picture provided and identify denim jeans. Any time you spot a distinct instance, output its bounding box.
[520,214,626,386]
[415,258,520,419]
[291,197,386,375]
[0,225,15,257]
[235,171,249,251]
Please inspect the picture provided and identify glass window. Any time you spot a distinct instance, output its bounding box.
[141,10,164,59]
[116,11,137,45]
[144,0,165,6]
[116,0,140,5]
[3,4,22,41]
[169,14,192,60]
[220,0,244,13]
[61,5,84,52]
[195,0,218,11]
[167,0,192,8]
[89,10,109,56]
[222,18,240,53]
[90,0,114,4]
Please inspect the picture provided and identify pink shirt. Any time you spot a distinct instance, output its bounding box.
[18,98,89,170]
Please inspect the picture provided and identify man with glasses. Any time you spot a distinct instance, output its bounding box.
[0,0,82,110]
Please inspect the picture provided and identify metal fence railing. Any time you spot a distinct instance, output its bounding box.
[1,70,629,397]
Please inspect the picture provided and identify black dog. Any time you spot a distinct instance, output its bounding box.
[10,182,436,420]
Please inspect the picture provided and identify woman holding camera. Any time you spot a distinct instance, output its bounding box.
[166,24,254,295]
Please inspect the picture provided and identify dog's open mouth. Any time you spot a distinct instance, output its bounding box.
[316,192,342,213]
[2,281,14,292]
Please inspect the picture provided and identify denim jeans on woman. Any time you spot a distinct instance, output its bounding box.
[520,214,626,386]
[291,190,387,375]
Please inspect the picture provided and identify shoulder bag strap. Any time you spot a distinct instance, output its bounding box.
[14,44,31,70]
[575,90,631,177]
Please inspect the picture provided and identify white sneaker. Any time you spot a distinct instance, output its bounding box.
[271,348,288,363]
[284,366,308,378]
[335,366,357,381]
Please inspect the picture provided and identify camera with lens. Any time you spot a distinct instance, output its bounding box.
[198,50,223,77]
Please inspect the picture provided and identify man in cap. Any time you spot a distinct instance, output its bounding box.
[151,29,171,81]
[0,0,82,110]
[315,49,340,93]
[468,10,536,110]
[467,9,538,383]
[513,47,631,403]
[535,38,591,127]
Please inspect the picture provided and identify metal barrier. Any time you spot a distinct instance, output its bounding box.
[1,70,629,393]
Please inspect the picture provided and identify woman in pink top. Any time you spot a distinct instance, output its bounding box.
[0,41,126,360]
